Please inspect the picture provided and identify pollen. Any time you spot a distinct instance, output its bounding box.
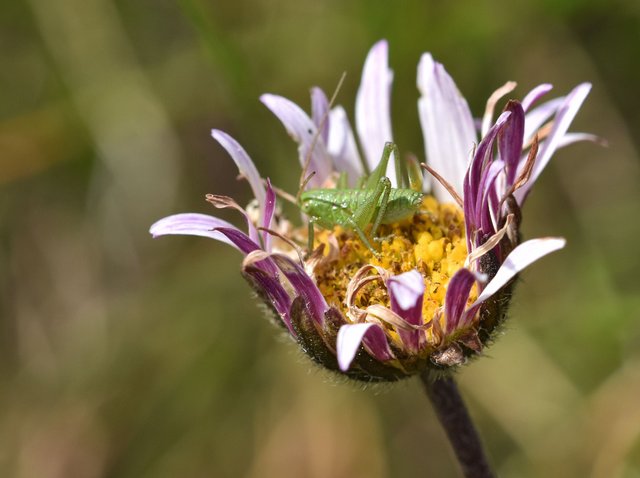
[311,196,474,333]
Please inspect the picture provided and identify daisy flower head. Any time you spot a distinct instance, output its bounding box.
[150,40,594,382]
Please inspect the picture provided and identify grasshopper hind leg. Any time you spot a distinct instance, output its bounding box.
[307,215,379,258]
[369,177,391,238]
[342,215,381,258]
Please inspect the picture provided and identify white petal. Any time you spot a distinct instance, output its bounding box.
[260,93,331,188]
[522,97,564,145]
[355,40,395,184]
[557,132,606,148]
[521,83,553,112]
[311,87,330,143]
[149,213,240,250]
[328,105,364,186]
[336,323,376,371]
[211,130,266,217]
[418,53,477,201]
[473,237,566,305]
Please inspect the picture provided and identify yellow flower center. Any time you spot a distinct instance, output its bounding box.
[311,196,474,330]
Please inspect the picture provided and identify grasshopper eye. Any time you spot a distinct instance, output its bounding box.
[299,198,311,214]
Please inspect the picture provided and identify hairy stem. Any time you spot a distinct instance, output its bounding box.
[420,373,495,478]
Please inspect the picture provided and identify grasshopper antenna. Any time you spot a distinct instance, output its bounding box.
[296,71,347,203]
[299,170,316,192]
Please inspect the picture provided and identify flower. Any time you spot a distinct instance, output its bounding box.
[150,40,594,382]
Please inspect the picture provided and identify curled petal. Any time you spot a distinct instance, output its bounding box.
[364,304,416,331]
[211,130,266,217]
[418,52,476,201]
[481,81,517,137]
[465,214,514,267]
[473,237,566,306]
[355,39,395,183]
[150,213,241,251]
[260,93,331,188]
[346,264,391,322]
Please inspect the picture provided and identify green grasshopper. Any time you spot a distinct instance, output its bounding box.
[299,142,424,255]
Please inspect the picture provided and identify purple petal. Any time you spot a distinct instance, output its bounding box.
[216,228,276,275]
[213,227,261,255]
[311,87,330,144]
[464,111,510,243]
[244,268,294,334]
[499,101,525,187]
[355,40,395,183]
[269,254,329,326]
[150,213,241,251]
[211,130,266,216]
[459,302,482,330]
[418,52,477,201]
[521,83,553,112]
[260,93,331,188]
[262,179,276,252]
[516,83,592,203]
[388,269,425,353]
[327,106,364,185]
[473,237,566,306]
[361,323,395,363]
[445,268,479,333]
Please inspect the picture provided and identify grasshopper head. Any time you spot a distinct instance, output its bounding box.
[298,192,313,215]
[298,190,331,218]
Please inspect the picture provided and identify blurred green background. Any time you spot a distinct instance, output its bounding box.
[2,0,640,476]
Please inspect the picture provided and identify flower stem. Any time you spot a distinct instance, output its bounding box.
[420,373,495,478]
